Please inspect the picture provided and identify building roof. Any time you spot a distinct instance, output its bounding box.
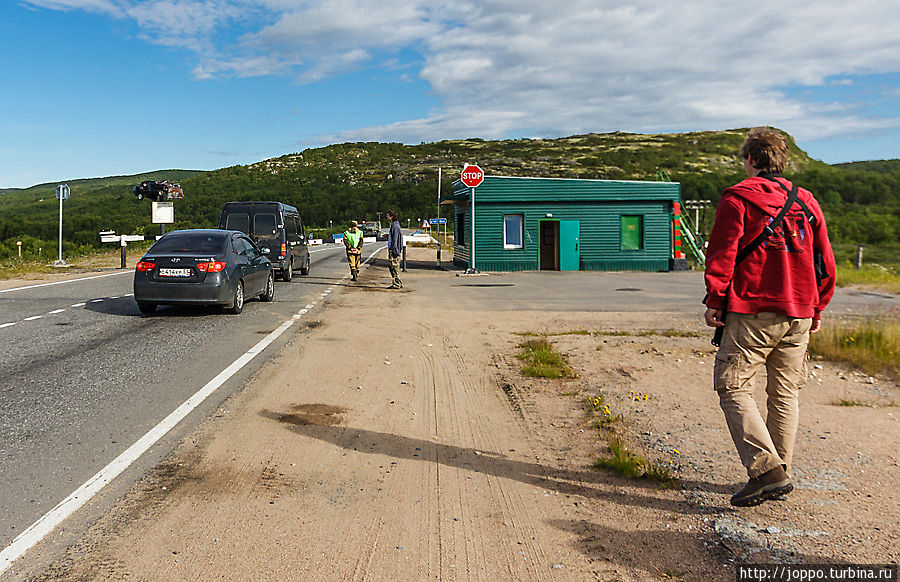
[451,175,680,203]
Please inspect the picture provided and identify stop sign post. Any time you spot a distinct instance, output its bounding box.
[462,164,484,273]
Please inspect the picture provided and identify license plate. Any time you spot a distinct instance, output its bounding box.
[159,268,191,277]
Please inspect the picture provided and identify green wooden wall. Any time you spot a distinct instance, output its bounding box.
[452,176,679,272]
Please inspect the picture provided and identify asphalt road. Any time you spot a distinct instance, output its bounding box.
[0,243,384,562]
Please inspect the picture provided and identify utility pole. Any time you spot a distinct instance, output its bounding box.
[436,168,442,267]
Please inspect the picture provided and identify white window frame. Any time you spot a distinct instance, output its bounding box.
[503,214,524,249]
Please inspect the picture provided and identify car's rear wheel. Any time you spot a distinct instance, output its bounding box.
[282,257,293,281]
[300,256,310,275]
[137,301,156,314]
[261,271,275,302]
[226,281,244,314]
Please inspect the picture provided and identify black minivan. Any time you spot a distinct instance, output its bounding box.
[218,202,310,281]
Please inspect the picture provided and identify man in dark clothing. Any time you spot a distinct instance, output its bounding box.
[704,127,835,507]
[386,210,403,289]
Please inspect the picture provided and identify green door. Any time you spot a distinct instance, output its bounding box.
[559,220,580,271]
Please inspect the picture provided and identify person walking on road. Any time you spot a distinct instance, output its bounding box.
[386,210,403,289]
[703,127,836,507]
[343,221,363,281]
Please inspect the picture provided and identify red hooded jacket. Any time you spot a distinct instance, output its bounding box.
[704,175,836,322]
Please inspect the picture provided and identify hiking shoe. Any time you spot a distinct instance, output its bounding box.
[388,284,400,289]
[730,466,794,507]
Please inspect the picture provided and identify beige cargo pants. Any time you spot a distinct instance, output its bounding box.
[714,312,811,478]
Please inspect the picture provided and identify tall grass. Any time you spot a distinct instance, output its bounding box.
[516,338,575,378]
[810,315,900,379]
[594,437,679,487]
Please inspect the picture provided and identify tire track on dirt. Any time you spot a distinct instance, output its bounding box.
[420,318,553,580]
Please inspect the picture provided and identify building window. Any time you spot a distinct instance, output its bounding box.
[621,215,644,250]
[503,214,524,249]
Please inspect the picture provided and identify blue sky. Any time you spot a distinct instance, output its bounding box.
[2,0,899,189]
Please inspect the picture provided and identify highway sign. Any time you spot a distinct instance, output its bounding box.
[429,218,447,225]
[461,164,484,188]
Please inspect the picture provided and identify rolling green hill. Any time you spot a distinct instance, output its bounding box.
[1,130,898,265]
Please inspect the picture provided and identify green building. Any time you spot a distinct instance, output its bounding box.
[451,175,682,272]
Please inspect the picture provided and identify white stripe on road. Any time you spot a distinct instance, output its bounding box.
[23,316,42,321]
[48,309,66,315]
[0,323,15,329]
[70,303,85,308]
[0,270,131,294]
[0,286,341,575]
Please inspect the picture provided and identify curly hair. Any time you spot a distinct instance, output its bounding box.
[740,127,789,174]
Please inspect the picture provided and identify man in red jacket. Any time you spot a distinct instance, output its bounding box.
[704,127,836,507]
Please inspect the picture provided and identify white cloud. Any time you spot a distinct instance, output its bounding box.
[22,0,127,16]
[24,0,900,145]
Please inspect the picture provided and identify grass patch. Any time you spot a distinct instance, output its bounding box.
[810,316,900,380]
[594,437,678,487]
[516,338,575,379]
[835,263,900,295]
[833,398,869,407]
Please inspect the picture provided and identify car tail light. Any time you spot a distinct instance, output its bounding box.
[280,243,287,257]
[197,261,226,273]
[136,261,155,272]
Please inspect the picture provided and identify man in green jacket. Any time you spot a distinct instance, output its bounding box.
[343,221,363,281]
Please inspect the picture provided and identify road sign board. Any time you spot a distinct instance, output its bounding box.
[429,218,447,224]
[461,164,484,188]
[152,201,175,224]
[55,184,70,200]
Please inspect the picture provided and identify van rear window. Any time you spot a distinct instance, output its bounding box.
[224,213,250,234]
[254,213,278,239]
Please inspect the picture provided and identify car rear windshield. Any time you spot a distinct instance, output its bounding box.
[151,233,226,254]
[223,212,250,234]
[254,213,278,240]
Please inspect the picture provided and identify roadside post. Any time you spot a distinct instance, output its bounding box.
[461,164,484,273]
[54,184,70,266]
[16,241,22,258]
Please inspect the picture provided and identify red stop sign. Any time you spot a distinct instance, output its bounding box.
[461,164,485,188]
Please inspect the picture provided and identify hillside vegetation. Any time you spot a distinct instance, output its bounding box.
[1,130,898,268]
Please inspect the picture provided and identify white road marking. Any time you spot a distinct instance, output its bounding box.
[0,271,130,294]
[0,299,320,574]
[89,299,104,303]
[0,323,15,329]
[47,309,66,315]
[23,316,42,321]
[71,303,86,308]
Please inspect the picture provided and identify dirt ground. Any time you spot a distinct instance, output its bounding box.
[22,248,900,581]
[0,251,128,290]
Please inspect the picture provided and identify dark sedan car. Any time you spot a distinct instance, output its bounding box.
[133,229,275,314]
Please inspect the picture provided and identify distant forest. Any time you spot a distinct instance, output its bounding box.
[1,131,898,265]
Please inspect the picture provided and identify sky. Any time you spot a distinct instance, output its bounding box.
[2,1,900,189]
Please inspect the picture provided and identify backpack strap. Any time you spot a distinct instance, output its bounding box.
[733,180,801,266]
[764,176,817,227]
